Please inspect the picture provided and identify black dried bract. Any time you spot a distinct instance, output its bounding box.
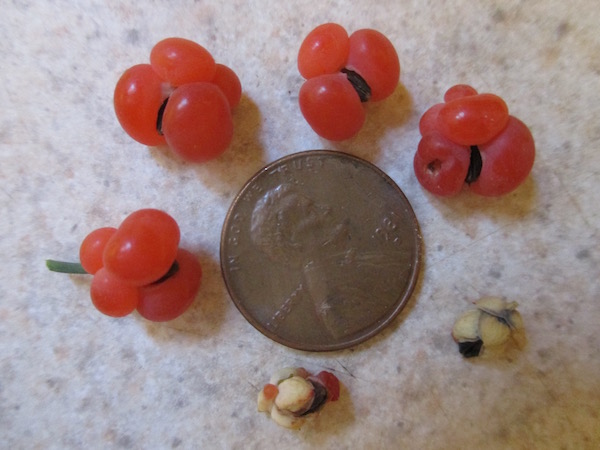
[301,381,328,416]
[458,339,483,358]
[156,97,169,135]
[150,260,179,285]
[341,68,371,102]
[465,146,483,184]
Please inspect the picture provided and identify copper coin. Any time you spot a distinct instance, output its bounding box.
[220,151,422,351]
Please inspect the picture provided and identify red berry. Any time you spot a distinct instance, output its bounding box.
[414,132,471,196]
[137,248,202,322]
[438,93,510,146]
[346,29,400,102]
[211,63,242,109]
[315,371,340,401]
[103,209,180,286]
[161,82,234,162]
[469,116,535,196]
[299,72,365,141]
[419,103,444,137]
[90,268,140,317]
[150,37,216,86]
[443,84,478,102]
[113,64,168,146]
[262,383,279,400]
[298,23,349,79]
[79,227,117,274]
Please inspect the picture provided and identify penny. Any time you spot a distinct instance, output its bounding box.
[220,150,422,351]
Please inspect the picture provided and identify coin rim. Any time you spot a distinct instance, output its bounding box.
[220,150,422,351]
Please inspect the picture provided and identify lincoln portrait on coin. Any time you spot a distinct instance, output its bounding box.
[250,183,401,340]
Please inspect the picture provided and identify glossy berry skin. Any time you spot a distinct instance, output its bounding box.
[161,82,234,163]
[298,23,349,79]
[413,132,471,197]
[314,371,340,401]
[137,248,202,322]
[103,209,180,286]
[114,64,167,146]
[438,93,509,146]
[150,37,216,86]
[90,268,140,317]
[79,227,117,274]
[346,29,400,102]
[114,38,240,163]
[443,84,478,102]
[297,23,399,141]
[469,116,535,196]
[211,64,242,109]
[299,73,366,141]
[419,103,444,137]
[414,84,535,197]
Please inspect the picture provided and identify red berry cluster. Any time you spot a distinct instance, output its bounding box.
[78,209,202,321]
[414,84,535,197]
[297,23,400,141]
[114,37,242,163]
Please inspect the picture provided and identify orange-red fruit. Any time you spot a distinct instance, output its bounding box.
[211,64,242,109]
[113,64,167,146]
[137,248,202,322]
[469,116,535,196]
[413,132,471,196]
[443,84,478,103]
[346,29,400,102]
[150,37,216,86]
[419,103,444,137]
[299,73,365,141]
[162,82,234,162]
[103,209,180,286]
[90,268,140,317]
[438,93,509,146]
[262,383,279,400]
[79,227,117,274]
[298,23,349,79]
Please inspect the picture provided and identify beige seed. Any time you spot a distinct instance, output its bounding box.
[275,376,315,413]
[479,313,511,347]
[452,309,482,342]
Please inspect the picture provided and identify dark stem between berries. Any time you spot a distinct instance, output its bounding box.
[341,68,371,102]
[150,260,180,284]
[156,97,169,135]
[465,146,483,184]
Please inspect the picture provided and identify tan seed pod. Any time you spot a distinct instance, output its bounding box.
[479,312,511,346]
[452,309,482,342]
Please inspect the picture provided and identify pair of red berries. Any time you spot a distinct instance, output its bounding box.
[49,209,202,322]
[114,37,241,163]
[414,84,535,197]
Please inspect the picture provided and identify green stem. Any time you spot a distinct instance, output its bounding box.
[46,260,88,274]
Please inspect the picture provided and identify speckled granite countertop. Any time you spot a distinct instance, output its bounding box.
[1,1,599,448]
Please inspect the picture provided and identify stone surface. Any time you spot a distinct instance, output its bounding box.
[1,1,599,448]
